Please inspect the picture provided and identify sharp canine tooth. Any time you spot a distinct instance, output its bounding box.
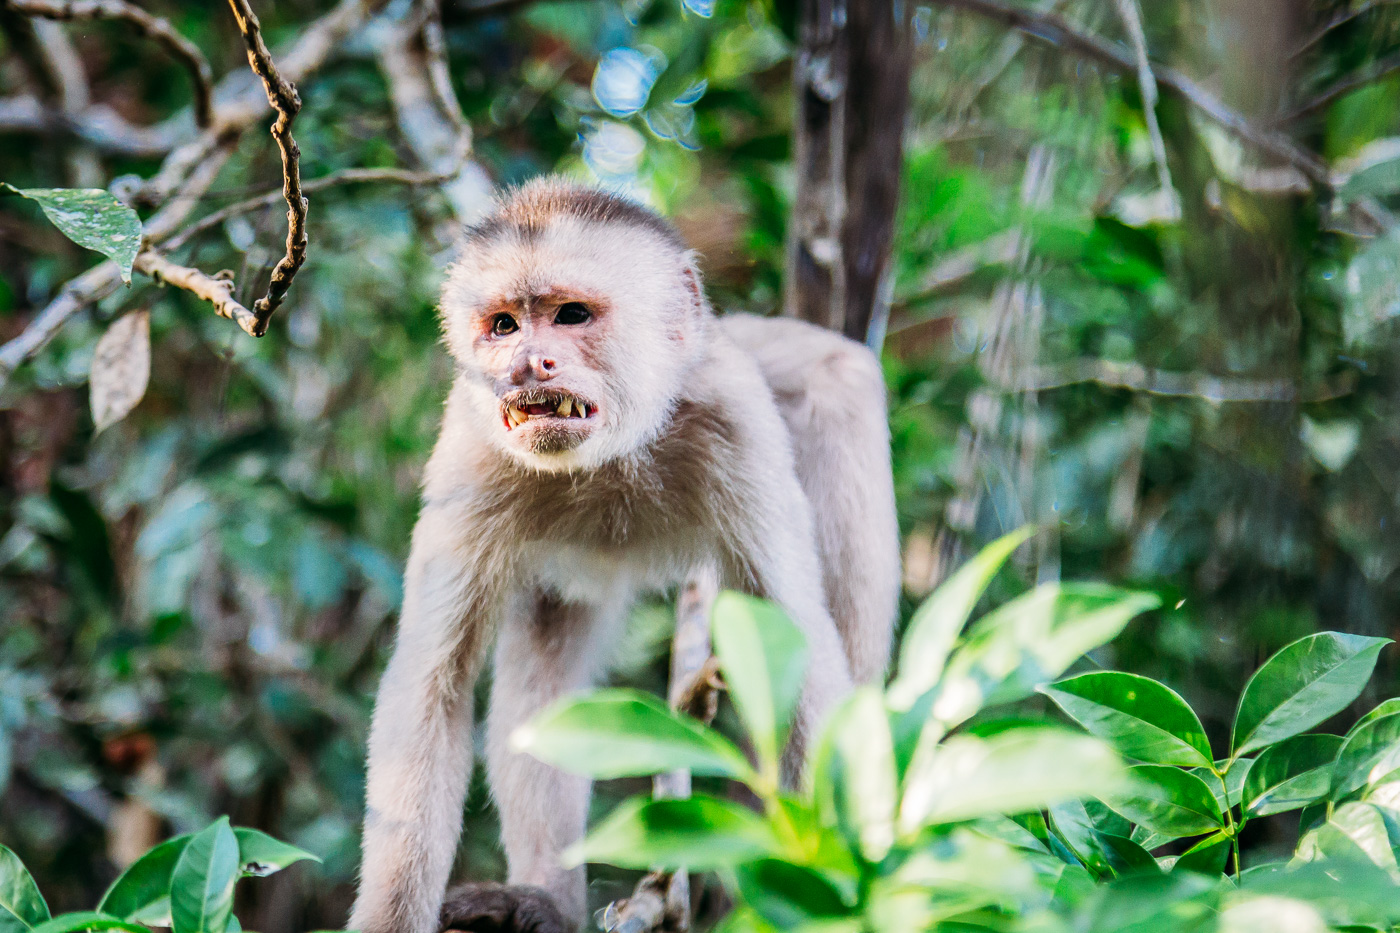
[509,405,526,425]
[558,397,573,417]
[579,403,588,418]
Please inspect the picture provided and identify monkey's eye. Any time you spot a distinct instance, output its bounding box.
[490,313,518,337]
[554,302,591,326]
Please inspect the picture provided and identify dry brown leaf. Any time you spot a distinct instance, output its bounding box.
[90,309,151,433]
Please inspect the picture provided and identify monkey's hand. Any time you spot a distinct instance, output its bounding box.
[438,882,571,933]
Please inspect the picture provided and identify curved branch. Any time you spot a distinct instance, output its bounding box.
[1281,50,1400,124]
[932,0,1331,186]
[226,0,307,336]
[6,0,215,127]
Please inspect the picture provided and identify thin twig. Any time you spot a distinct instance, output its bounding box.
[1295,0,1400,57]
[1010,358,1356,403]
[226,0,307,336]
[1281,50,1400,124]
[134,251,257,335]
[1110,0,1176,208]
[0,142,236,385]
[163,166,457,252]
[6,0,215,127]
[931,0,1331,186]
[0,94,179,156]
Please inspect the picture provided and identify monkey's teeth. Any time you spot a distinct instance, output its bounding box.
[557,398,573,417]
[509,405,527,426]
[578,403,588,418]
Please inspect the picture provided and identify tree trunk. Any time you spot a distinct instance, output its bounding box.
[785,0,914,347]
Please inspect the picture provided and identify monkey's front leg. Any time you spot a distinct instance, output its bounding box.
[350,509,500,933]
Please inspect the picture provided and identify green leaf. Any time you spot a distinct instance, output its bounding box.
[711,592,808,777]
[511,689,751,781]
[733,859,851,929]
[1231,632,1390,757]
[98,835,192,920]
[170,818,239,933]
[1333,712,1400,800]
[1,186,141,284]
[900,728,1125,831]
[886,528,1031,710]
[1351,698,1400,736]
[1104,765,1224,839]
[1189,757,1252,813]
[1297,802,1400,877]
[1048,799,1115,877]
[564,795,778,870]
[935,584,1160,726]
[811,687,896,862]
[1243,734,1342,816]
[1041,672,1212,768]
[29,914,147,933]
[1173,831,1230,875]
[0,845,49,933]
[1097,833,1160,876]
[232,829,319,877]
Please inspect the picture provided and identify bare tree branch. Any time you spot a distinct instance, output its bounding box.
[134,251,257,335]
[0,94,181,156]
[374,2,491,222]
[6,0,215,127]
[1010,358,1356,403]
[140,0,389,208]
[1281,50,1400,124]
[163,166,458,252]
[932,0,1331,186]
[0,142,236,383]
[226,0,308,336]
[1295,0,1400,57]
[1110,0,1176,212]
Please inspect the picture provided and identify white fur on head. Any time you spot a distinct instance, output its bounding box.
[439,178,709,472]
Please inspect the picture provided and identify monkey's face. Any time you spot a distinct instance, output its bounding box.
[441,214,701,472]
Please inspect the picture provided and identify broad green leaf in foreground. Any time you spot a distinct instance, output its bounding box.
[812,686,896,862]
[0,845,49,933]
[1231,632,1390,757]
[935,584,1160,726]
[232,828,319,878]
[1041,671,1212,768]
[712,592,807,779]
[899,729,1125,832]
[1350,698,1400,735]
[1174,831,1231,875]
[2,185,141,284]
[564,795,778,871]
[1104,765,1224,839]
[1243,734,1342,816]
[733,859,851,929]
[170,818,239,933]
[887,527,1032,710]
[98,834,192,921]
[1331,712,1400,800]
[1296,802,1400,876]
[512,689,751,781]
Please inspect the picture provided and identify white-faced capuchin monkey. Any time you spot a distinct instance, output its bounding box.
[349,177,900,933]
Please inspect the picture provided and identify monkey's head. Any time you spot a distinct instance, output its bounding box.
[440,178,709,472]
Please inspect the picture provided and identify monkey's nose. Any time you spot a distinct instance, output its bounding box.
[510,354,557,384]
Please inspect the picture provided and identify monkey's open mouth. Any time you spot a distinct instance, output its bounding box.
[501,389,596,430]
